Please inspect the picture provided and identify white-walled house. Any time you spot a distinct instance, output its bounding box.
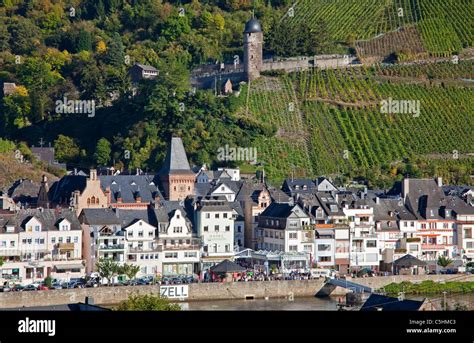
[157,206,200,276]
[0,208,84,285]
[195,198,236,271]
[258,203,314,256]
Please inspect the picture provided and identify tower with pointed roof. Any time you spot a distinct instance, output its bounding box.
[159,137,195,201]
[243,16,263,81]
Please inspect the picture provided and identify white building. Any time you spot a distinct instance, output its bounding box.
[258,202,314,258]
[0,208,84,285]
[195,198,236,271]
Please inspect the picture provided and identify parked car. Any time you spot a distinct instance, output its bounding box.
[0,286,11,292]
[24,284,38,291]
[37,285,49,291]
[51,282,63,290]
[13,284,24,292]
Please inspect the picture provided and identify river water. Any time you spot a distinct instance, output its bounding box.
[179,293,474,311]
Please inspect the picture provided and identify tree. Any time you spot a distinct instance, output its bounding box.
[8,17,41,54]
[76,29,93,52]
[120,263,140,281]
[437,256,453,269]
[116,294,181,311]
[96,258,121,286]
[54,135,80,163]
[94,138,112,166]
[106,33,125,67]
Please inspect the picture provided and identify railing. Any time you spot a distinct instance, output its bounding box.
[128,246,163,253]
[163,244,200,251]
[99,244,125,250]
[421,244,445,250]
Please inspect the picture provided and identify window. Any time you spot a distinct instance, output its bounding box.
[66,237,71,243]
[289,232,297,239]
[138,231,144,237]
[148,231,154,237]
[74,237,78,243]
[128,231,133,237]
[59,237,63,243]
[366,240,377,248]
[204,226,209,232]
[318,244,331,251]
[224,213,228,218]
[319,256,331,262]
[205,213,210,219]
[215,225,219,232]
[215,213,220,219]
[51,237,56,244]
[225,226,230,231]
[237,226,241,233]
[173,227,182,233]
[34,225,40,232]
[289,245,298,252]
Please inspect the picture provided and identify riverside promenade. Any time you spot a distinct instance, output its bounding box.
[0,274,473,309]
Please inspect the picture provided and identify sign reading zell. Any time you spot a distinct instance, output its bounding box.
[160,285,189,299]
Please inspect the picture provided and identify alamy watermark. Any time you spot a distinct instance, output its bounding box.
[380,97,420,117]
[217,144,257,163]
[55,96,95,117]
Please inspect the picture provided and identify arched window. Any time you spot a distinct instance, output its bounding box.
[91,196,96,204]
[87,198,91,205]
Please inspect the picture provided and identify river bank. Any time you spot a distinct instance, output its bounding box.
[0,274,473,309]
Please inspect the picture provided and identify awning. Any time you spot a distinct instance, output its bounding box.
[55,264,84,271]
[58,243,75,251]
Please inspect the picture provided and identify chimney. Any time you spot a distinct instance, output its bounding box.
[89,169,97,181]
[402,177,409,201]
[437,177,442,187]
[105,186,111,206]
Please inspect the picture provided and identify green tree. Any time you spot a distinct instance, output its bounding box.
[116,294,181,311]
[437,256,453,269]
[96,258,121,286]
[120,263,140,282]
[94,138,112,166]
[106,33,125,67]
[8,17,40,55]
[54,135,80,163]
[76,29,93,52]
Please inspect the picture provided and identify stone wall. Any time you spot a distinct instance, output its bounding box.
[0,279,325,309]
[1,275,471,309]
[345,274,474,290]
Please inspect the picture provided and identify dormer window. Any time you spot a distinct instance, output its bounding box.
[445,210,450,217]
[34,225,40,232]
[430,209,434,217]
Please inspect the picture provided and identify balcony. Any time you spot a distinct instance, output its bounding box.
[421,244,445,250]
[128,245,163,253]
[163,244,200,251]
[99,244,125,251]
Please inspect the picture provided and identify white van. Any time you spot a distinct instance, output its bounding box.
[310,268,336,279]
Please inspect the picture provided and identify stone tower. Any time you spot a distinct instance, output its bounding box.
[243,17,263,82]
[159,137,195,201]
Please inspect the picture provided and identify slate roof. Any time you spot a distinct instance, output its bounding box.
[49,176,87,203]
[282,179,317,196]
[99,175,162,203]
[117,208,158,228]
[210,259,246,273]
[0,208,81,233]
[244,17,262,33]
[393,254,427,267]
[405,179,445,220]
[360,294,425,311]
[235,182,267,205]
[159,137,193,175]
[79,208,121,225]
[134,63,158,72]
